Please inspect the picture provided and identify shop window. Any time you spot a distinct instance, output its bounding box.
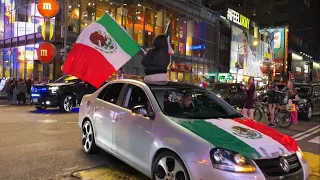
[171,10,179,53]
[80,0,95,31]
[0,51,3,77]
[154,2,164,38]
[0,13,5,39]
[68,0,80,33]
[178,15,187,55]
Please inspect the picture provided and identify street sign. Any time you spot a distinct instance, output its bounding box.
[37,42,56,64]
[37,0,59,18]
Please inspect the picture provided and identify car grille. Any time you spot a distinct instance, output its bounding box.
[254,153,301,177]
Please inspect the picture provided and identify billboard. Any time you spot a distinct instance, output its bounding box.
[259,28,286,73]
[230,25,263,78]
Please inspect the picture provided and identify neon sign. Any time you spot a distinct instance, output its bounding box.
[189,44,205,50]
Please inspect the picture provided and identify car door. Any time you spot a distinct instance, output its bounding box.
[113,84,154,171]
[93,83,125,150]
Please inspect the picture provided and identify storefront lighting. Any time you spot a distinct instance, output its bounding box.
[177,18,179,20]
[88,3,91,5]
[69,5,71,9]
[155,15,157,17]
[93,3,95,6]
[78,4,80,7]
[138,16,141,20]
[138,4,141,6]
[253,40,258,46]
[123,3,127,5]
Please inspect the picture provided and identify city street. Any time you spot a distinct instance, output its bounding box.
[0,102,319,180]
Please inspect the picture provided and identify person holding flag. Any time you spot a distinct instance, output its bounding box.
[141,20,174,85]
[63,12,141,88]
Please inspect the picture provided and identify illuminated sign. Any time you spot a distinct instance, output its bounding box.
[37,0,59,18]
[41,19,54,41]
[37,42,56,63]
[227,8,250,29]
[189,44,205,50]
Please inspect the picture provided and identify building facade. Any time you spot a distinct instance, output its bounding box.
[0,0,220,85]
[204,0,320,83]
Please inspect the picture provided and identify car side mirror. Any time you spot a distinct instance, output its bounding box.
[132,105,154,119]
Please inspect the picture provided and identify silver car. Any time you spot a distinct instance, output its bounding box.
[79,79,309,180]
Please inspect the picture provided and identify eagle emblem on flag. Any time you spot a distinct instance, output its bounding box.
[232,126,262,139]
[89,30,117,53]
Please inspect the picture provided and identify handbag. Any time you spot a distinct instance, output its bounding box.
[286,103,296,112]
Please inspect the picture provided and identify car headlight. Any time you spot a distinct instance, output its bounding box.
[49,86,59,93]
[216,94,221,98]
[296,147,307,163]
[210,148,256,173]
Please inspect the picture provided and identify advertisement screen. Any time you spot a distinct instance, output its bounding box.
[291,53,309,82]
[259,28,285,73]
[230,25,263,78]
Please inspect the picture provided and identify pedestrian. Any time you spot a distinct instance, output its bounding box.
[26,78,32,104]
[240,76,256,119]
[141,35,170,85]
[5,78,13,101]
[283,80,299,124]
[12,79,18,105]
[267,81,278,127]
[16,78,27,105]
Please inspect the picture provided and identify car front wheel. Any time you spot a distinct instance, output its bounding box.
[82,120,99,154]
[306,106,313,121]
[59,95,74,112]
[152,151,190,180]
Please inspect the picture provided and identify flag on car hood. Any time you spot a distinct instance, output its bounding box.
[178,118,298,159]
[63,12,141,88]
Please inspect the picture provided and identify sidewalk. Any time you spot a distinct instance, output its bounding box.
[0,99,10,105]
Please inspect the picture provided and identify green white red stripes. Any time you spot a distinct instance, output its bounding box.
[178,118,298,159]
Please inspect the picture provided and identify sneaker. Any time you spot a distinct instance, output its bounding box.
[268,123,275,127]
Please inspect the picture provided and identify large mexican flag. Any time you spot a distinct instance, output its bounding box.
[63,13,141,88]
[179,118,298,159]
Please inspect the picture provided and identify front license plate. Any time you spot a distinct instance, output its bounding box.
[33,98,38,102]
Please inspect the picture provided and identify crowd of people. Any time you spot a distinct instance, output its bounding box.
[240,76,299,127]
[2,77,52,105]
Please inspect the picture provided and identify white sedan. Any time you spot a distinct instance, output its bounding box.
[79,79,309,180]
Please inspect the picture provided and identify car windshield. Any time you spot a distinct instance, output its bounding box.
[151,87,242,119]
[54,75,78,83]
[295,86,311,95]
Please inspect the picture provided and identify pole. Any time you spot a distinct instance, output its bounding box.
[62,0,68,61]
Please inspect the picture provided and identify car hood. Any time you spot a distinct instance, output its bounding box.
[171,117,298,159]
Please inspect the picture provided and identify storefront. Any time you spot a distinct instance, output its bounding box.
[312,62,320,83]
[0,0,219,85]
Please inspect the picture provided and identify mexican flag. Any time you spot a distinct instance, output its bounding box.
[179,118,298,159]
[63,13,141,88]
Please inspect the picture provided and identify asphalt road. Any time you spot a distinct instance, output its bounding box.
[0,101,319,180]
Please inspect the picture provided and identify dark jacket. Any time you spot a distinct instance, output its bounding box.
[141,49,170,75]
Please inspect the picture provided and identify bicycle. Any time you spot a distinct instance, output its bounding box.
[254,101,293,128]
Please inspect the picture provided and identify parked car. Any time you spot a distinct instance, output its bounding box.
[206,83,246,108]
[31,75,97,112]
[295,83,320,120]
[79,79,308,180]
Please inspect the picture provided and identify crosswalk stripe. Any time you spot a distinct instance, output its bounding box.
[292,125,320,139]
[295,129,320,141]
[308,136,320,144]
